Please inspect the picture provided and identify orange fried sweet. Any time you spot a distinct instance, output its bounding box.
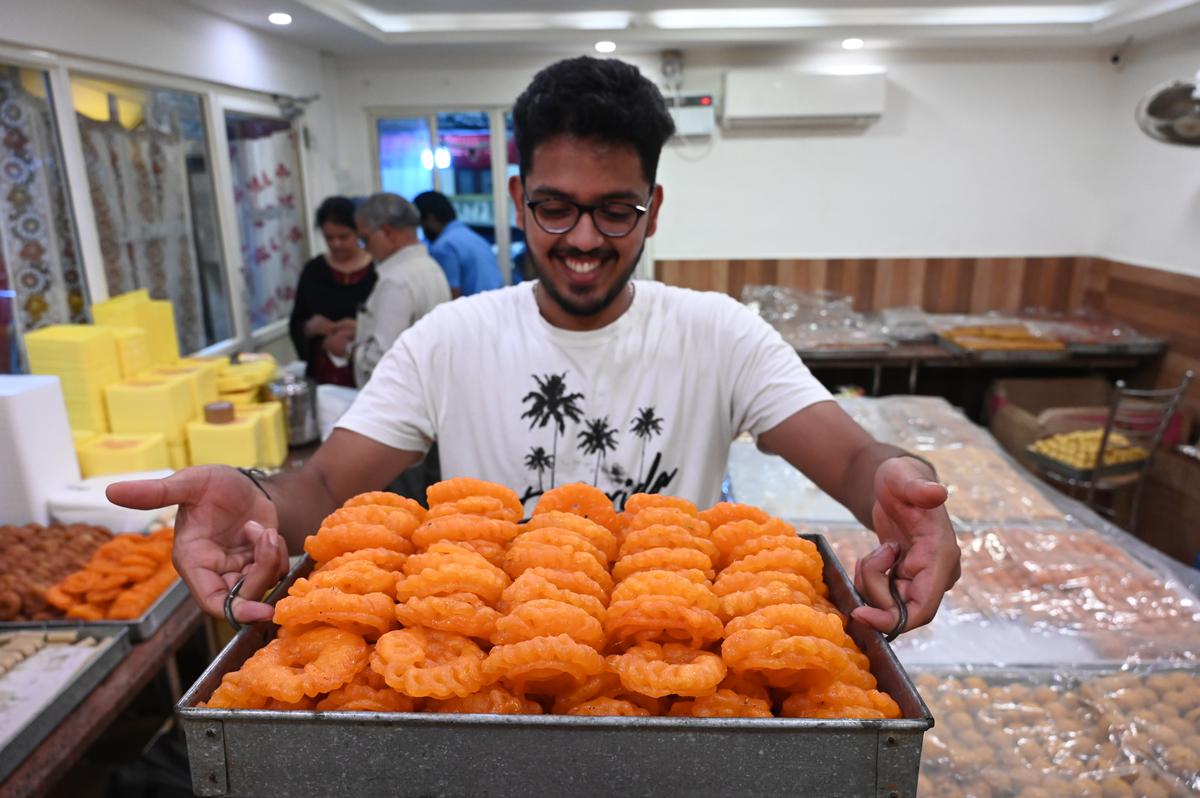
[604,596,725,649]
[304,521,415,565]
[533,483,620,534]
[610,642,727,698]
[403,541,500,576]
[273,587,397,639]
[521,512,618,563]
[617,525,720,564]
[411,515,520,549]
[782,682,900,719]
[612,547,714,583]
[721,628,851,690]
[491,599,606,650]
[483,634,605,696]
[370,628,486,699]
[610,570,719,615]
[717,583,814,624]
[504,542,614,593]
[698,502,771,531]
[519,567,609,602]
[624,493,698,518]
[711,519,795,566]
[723,548,824,594]
[511,528,607,569]
[428,496,519,523]
[499,572,607,623]
[239,627,369,703]
[395,561,511,605]
[427,478,524,523]
[203,669,271,710]
[670,689,774,718]
[568,697,651,716]
[395,594,502,639]
[712,570,818,600]
[727,534,819,565]
[316,547,409,574]
[428,685,542,715]
[342,491,428,523]
[626,508,712,539]
[724,603,853,650]
[315,667,415,712]
[302,559,399,598]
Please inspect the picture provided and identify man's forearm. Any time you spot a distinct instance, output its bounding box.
[840,442,938,529]
[258,464,343,553]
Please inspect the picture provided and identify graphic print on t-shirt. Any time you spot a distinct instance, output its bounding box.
[519,371,678,510]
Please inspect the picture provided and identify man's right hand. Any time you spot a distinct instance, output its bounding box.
[106,466,290,623]
[304,314,336,338]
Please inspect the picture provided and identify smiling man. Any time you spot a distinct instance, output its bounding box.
[107,57,960,639]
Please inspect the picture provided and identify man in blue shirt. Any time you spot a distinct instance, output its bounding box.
[413,191,505,298]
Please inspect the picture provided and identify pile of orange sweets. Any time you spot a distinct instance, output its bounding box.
[204,479,901,719]
[45,529,177,620]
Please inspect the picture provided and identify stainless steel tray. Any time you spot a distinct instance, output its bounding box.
[1024,447,1144,482]
[177,534,933,798]
[938,338,1068,362]
[0,577,189,642]
[0,625,131,782]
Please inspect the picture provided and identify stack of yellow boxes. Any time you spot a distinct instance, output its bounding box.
[28,290,288,476]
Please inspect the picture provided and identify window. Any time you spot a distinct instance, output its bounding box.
[375,109,519,282]
[0,64,86,373]
[225,112,308,331]
[69,75,231,352]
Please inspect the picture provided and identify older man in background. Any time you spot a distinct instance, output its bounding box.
[324,192,451,387]
[413,190,505,298]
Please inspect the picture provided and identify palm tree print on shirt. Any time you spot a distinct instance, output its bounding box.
[520,372,584,488]
[577,416,620,485]
[524,446,554,492]
[630,406,664,484]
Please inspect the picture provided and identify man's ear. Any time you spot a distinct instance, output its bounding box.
[508,175,525,232]
[645,184,664,238]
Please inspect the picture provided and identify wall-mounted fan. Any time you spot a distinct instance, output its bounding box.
[1136,69,1200,146]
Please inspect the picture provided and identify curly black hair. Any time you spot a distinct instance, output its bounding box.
[512,56,676,186]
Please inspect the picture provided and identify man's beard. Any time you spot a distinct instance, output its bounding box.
[528,240,645,318]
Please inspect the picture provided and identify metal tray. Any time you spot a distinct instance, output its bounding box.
[0,577,189,642]
[938,338,1068,362]
[177,534,933,798]
[796,346,895,360]
[1025,447,1145,482]
[0,625,131,782]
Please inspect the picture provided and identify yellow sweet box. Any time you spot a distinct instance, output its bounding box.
[187,415,263,468]
[217,358,277,393]
[92,290,180,366]
[147,300,180,365]
[77,433,169,478]
[105,374,196,443]
[24,325,122,432]
[108,326,153,379]
[149,364,219,416]
[182,355,230,376]
[235,402,288,467]
[91,289,151,329]
[168,441,191,470]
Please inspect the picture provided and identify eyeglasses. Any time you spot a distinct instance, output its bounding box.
[525,196,651,238]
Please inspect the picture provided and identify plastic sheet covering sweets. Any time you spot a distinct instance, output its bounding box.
[821,525,1200,665]
[726,441,857,523]
[865,396,995,452]
[740,285,891,353]
[913,667,1200,798]
[922,445,1065,526]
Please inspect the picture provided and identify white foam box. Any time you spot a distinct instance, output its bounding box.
[0,376,83,524]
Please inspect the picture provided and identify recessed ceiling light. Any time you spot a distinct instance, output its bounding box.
[268,12,293,26]
[842,38,864,50]
[594,41,617,54]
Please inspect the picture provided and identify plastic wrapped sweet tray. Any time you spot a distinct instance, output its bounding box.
[911,665,1200,798]
[921,446,1066,526]
[177,535,933,798]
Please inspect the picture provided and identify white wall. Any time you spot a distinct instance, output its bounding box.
[1099,30,1200,277]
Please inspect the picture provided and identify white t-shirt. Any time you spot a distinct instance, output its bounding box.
[337,280,832,512]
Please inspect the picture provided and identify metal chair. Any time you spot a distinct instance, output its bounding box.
[1037,370,1194,531]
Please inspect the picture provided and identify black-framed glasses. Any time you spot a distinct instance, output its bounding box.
[525,196,651,238]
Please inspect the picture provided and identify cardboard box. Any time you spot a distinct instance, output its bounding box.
[987,377,1112,470]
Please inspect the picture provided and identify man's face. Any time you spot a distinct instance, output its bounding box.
[357,221,395,263]
[510,135,663,323]
[321,222,359,261]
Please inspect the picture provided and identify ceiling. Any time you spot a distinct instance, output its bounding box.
[185,0,1200,57]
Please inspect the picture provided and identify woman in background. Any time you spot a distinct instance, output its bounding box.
[288,196,376,386]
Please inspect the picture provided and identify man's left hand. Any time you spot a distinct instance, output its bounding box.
[850,456,961,635]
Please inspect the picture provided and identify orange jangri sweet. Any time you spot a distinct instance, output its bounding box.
[316,547,408,574]
[341,491,428,523]
[533,483,620,534]
[503,542,614,593]
[370,628,486,699]
[670,689,774,718]
[612,547,714,583]
[617,525,720,564]
[411,515,520,549]
[711,519,795,565]
[781,682,900,719]
[300,559,399,598]
[721,628,850,690]
[304,522,414,564]
[727,534,819,565]
[521,512,618,562]
[395,562,511,605]
[491,599,606,650]
[624,493,698,518]
[610,570,720,615]
[724,603,851,650]
[604,596,725,649]
[626,508,712,539]
[273,587,397,639]
[568,697,651,717]
[712,570,817,600]
[427,478,524,523]
[453,539,508,569]
[203,669,271,710]
[719,670,771,702]
[403,541,500,576]
[499,572,607,623]
[239,627,369,703]
[428,496,518,523]
[510,528,607,569]
[520,567,609,602]
[428,685,542,715]
[610,642,727,698]
[698,502,771,531]
[723,548,824,593]
[315,667,416,712]
[320,505,419,536]
[717,583,814,624]
[483,634,606,696]
[394,593,502,639]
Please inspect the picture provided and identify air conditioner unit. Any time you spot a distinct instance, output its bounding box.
[720,70,887,128]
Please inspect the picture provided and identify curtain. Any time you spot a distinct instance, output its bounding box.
[228,128,305,329]
[79,116,206,354]
[0,70,86,348]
